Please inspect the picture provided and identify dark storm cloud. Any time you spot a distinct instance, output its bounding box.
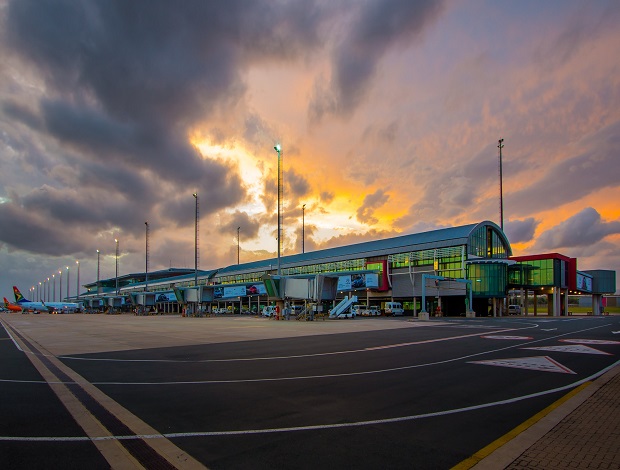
[535,207,620,251]
[0,197,92,255]
[2,101,44,132]
[3,184,152,240]
[287,169,311,199]
[507,121,620,217]
[2,0,330,194]
[5,0,326,124]
[356,189,389,225]
[309,0,444,120]
[220,211,261,240]
[504,218,539,244]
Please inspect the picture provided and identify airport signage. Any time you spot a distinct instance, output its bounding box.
[214,284,267,299]
[576,272,592,292]
[336,273,379,291]
[156,292,177,302]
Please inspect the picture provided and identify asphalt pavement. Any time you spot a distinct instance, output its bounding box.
[1,313,619,469]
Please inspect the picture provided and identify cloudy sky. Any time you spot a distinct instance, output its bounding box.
[1,0,619,301]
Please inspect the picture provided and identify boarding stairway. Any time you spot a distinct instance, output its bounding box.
[328,296,358,318]
[295,306,308,321]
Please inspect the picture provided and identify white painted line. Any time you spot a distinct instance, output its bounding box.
[480,335,533,340]
[2,358,618,442]
[61,328,526,363]
[0,321,23,352]
[1,323,610,387]
[523,345,612,355]
[559,339,620,345]
[468,356,576,374]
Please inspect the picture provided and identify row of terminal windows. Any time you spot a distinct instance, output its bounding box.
[508,259,564,287]
[215,259,369,285]
[282,259,366,276]
[469,226,508,259]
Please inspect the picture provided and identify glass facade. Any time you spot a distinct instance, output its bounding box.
[508,258,565,288]
[468,263,507,298]
[390,247,466,279]
[469,225,509,259]
[282,258,366,276]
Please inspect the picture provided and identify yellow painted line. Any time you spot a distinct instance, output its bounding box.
[451,381,591,470]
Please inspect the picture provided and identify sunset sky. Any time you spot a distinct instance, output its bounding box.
[1,0,619,300]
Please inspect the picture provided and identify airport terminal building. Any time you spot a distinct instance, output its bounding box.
[79,220,616,317]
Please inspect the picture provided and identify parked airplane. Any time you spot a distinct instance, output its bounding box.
[13,286,82,313]
[3,297,24,313]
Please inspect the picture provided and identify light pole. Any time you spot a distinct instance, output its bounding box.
[76,260,80,301]
[58,270,62,302]
[47,277,50,302]
[274,144,282,276]
[115,239,119,296]
[302,203,306,254]
[53,274,56,301]
[237,226,241,264]
[96,249,100,294]
[498,138,504,231]
[193,193,199,286]
[66,266,70,299]
[38,282,42,301]
[145,222,149,292]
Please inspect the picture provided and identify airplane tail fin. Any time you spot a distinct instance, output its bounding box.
[13,286,30,303]
[3,297,10,307]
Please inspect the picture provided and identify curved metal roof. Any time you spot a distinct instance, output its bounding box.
[217,220,511,275]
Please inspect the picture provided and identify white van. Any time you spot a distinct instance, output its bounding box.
[384,302,404,316]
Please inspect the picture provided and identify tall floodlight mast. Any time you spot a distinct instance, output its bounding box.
[273,144,283,276]
[193,193,199,286]
[76,260,80,301]
[96,250,100,294]
[302,204,306,254]
[145,222,149,292]
[115,239,119,296]
[498,138,504,231]
[237,226,241,264]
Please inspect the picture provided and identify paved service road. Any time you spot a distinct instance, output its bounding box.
[2,314,619,469]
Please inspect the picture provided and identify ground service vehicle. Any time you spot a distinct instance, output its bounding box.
[384,302,404,316]
[351,305,366,316]
[262,305,277,317]
[508,304,522,315]
[361,305,381,316]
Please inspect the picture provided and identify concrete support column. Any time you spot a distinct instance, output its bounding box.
[524,289,529,316]
[534,292,538,316]
[563,289,569,316]
[592,294,602,316]
[550,287,561,317]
